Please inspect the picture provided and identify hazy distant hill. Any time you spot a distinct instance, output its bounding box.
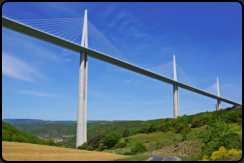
[7,121,117,140]
[2,119,44,123]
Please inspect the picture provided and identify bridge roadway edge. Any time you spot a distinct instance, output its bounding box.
[2,16,241,106]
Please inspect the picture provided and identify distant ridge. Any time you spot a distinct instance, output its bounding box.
[1,119,120,124]
[2,119,77,123]
[2,119,44,123]
[2,119,124,124]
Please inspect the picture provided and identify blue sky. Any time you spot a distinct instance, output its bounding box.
[2,2,242,121]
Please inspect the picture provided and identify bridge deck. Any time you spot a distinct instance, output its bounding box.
[2,16,241,106]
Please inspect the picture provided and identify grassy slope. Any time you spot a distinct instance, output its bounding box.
[104,122,242,161]
[144,123,241,160]
[2,121,44,144]
[105,132,178,154]
[59,120,163,148]
[58,105,242,148]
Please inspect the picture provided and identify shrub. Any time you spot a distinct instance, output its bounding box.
[113,142,127,149]
[87,146,93,151]
[140,127,148,133]
[174,149,179,152]
[124,151,134,155]
[199,146,242,161]
[181,133,187,142]
[176,124,184,133]
[113,142,120,149]
[147,123,157,134]
[119,142,127,148]
[122,128,130,138]
[130,142,148,154]
[45,139,57,146]
[155,142,160,150]
[180,125,191,135]
[191,118,201,128]
[103,131,121,149]
[197,121,242,159]
[98,143,105,151]
[171,127,176,133]
[125,138,129,143]
[87,134,105,149]
[219,131,242,150]
[226,111,238,123]
[162,121,172,132]
[78,142,87,150]
[237,118,242,126]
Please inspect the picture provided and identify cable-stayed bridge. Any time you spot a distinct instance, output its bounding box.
[2,10,241,148]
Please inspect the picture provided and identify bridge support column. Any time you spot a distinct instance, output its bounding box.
[76,52,88,148]
[173,84,179,118]
[217,77,221,110]
[173,55,179,118]
[76,9,88,148]
[217,99,221,110]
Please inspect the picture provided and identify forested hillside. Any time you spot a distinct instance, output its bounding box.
[2,121,44,144]
[60,105,242,151]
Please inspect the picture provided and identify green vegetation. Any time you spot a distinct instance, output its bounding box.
[122,128,130,138]
[87,120,157,139]
[103,131,121,149]
[197,120,242,160]
[2,121,44,144]
[130,142,148,154]
[26,123,77,138]
[3,105,241,161]
[9,121,112,139]
[78,142,87,150]
[2,121,57,146]
[57,135,76,148]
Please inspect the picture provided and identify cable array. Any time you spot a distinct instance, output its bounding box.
[148,61,173,79]
[87,20,130,63]
[15,17,84,44]
[204,82,217,96]
[176,63,194,86]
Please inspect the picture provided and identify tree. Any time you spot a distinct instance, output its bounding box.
[103,131,121,148]
[87,134,105,149]
[191,118,201,128]
[98,143,105,151]
[147,123,157,133]
[45,138,57,146]
[122,128,130,138]
[130,142,148,154]
[78,142,87,150]
[176,124,184,133]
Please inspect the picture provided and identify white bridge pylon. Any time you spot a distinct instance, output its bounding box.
[217,77,221,110]
[173,55,179,118]
[76,9,88,148]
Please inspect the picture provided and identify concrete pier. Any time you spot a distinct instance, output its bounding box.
[76,52,88,148]
[173,55,179,118]
[217,99,221,110]
[173,84,179,118]
[76,9,88,148]
[217,77,221,110]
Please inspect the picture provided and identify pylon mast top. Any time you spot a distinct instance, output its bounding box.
[81,9,88,48]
